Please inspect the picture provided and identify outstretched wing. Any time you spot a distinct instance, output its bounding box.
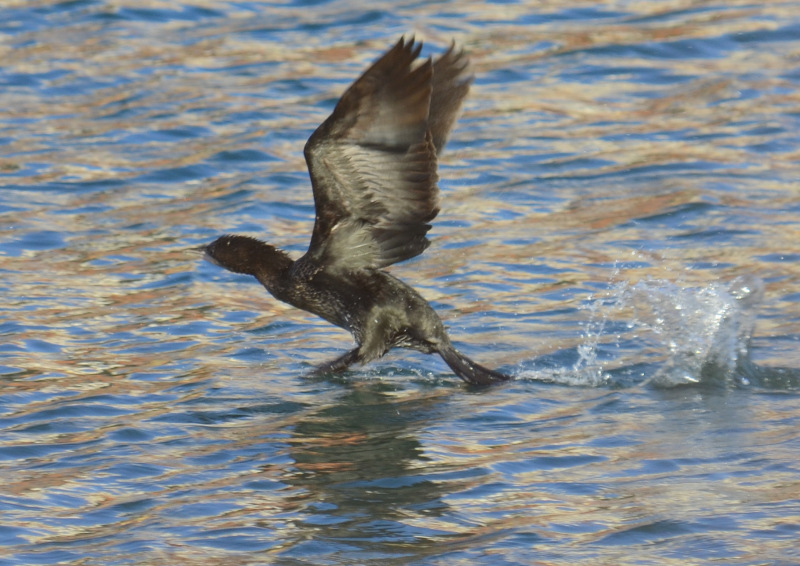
[302,37,472,272]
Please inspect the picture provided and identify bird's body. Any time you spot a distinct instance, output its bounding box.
[203,37,511,385]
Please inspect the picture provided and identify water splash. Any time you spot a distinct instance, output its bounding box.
[520,273,764,388]
[573,274,764,388]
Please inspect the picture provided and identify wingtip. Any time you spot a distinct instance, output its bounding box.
[435,40,473,78]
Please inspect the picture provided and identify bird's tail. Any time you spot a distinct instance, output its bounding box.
[438,346,512,386]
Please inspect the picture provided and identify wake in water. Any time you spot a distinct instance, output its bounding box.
[522,274,767,388]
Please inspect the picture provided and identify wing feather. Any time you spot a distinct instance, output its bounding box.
[301,37,472,272]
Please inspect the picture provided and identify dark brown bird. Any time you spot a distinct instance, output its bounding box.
[202,37,511,385]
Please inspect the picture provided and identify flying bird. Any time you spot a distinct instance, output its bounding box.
[202,37,512,385]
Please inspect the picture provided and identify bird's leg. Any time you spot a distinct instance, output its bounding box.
[309,347,362,377]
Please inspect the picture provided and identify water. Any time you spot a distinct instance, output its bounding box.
[2,0,800,563]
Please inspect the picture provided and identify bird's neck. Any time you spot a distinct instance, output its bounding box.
[254,247,294,296]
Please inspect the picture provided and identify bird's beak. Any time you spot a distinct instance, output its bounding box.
[189,244,213,264]
[190,244,208,255]
[191,243,221,267]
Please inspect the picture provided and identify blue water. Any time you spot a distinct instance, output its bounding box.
[2,1,800,564]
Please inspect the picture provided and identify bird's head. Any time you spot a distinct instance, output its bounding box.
[201,234,274,276]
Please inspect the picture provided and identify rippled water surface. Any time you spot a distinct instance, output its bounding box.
[2,1,800,564]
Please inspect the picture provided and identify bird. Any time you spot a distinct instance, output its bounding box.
[201,36,512,386]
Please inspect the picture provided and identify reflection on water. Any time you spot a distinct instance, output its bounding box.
[2,0,800,564]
